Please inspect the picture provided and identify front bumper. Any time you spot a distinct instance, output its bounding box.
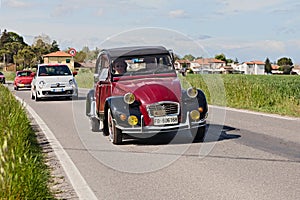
[36,87,78,98]
[115,112,206,134]
[16,83,31,88]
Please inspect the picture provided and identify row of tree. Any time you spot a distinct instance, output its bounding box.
[0,29,296,74]
[0,29,100,70]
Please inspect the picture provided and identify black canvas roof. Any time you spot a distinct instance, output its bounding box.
[102,46,170,59]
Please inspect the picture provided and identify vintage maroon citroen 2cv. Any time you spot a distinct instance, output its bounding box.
[86,46,208,144]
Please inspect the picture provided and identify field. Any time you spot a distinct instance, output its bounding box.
[184,74,300,117]
[0,85,54,199]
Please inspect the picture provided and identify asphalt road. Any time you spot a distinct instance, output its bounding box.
[8,85,300,200]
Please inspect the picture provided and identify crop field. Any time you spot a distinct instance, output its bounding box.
[184,74,300,117]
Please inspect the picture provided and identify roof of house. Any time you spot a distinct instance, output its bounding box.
[245,61,265,65]
[43,51,72,57]
[175,59,191,64]
[193,58,225,65]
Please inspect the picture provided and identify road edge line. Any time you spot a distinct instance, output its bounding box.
[16,96,98,200]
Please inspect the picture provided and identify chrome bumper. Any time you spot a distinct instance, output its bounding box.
[116,112,206,134]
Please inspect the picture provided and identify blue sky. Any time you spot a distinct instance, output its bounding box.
[1,0,300,64]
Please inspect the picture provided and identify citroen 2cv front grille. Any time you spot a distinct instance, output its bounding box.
[147,102,180,117]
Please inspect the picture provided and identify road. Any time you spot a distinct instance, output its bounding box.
[9,85,300,200]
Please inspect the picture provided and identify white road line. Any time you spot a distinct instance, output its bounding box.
[16,96,98,200]
[210,105,300,121]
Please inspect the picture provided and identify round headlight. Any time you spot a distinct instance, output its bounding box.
[124,93,135,104]
[69,79,74,85]
[190,110,200,121]
[38,81,45,89]
[128,115,138,126]
[187,87,198,98]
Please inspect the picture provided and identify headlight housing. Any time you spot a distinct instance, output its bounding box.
[187,87,198,98]
[124,93,135,104]
[38,80,45,89]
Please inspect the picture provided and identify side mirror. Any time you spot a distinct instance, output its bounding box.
[30,72,36,77]
[73,71,78,76]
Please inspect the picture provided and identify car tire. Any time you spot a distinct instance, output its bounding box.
[191,126,206,142]
[35,92,40,101]
[90,117,100,132]
[107,109,122,144]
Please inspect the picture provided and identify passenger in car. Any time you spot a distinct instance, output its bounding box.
[113,61,127,74]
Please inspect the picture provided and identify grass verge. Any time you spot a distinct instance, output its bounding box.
[0,85,54,199]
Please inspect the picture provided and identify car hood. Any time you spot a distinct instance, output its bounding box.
[15,76,33,84]
[112,77,182,104]
[36,75,74,83]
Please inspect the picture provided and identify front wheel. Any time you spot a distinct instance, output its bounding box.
[191,126,206,142]
[107,109,122,145]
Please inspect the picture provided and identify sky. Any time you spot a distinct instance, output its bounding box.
[1,0,300,64]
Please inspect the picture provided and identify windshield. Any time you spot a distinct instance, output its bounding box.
[111,54,175,76]
[17,71,31,77]
[38,65,72,76]
[0,72,3,75]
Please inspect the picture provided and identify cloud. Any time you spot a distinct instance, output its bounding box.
[168,9,187,18]
[2,0,30,8]
[216,0,284,13]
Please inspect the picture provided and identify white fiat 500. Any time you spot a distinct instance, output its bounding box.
[31,64,78,101]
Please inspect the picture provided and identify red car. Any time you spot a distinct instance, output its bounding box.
[14,70,33,90]
[86,46,208,144]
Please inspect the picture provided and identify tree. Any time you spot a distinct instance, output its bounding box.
[265,57,272,74]
[277,57,293,66]
[277,57,293,74]
[183,54,195,61]
[50,40,60,52]
[215,53,226,61]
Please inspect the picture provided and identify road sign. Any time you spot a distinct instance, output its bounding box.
[68,48,77,57]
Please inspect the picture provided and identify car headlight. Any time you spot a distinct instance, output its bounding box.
[38,80,45,89]
[187,87,198,98]
[124,93,135,104]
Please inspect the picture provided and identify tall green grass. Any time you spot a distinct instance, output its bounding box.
[75,68,94,89]
[0,85,54,199]
[184,74,300,117]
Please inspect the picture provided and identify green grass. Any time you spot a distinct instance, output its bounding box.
[0,85,54,199]
[184,74,300,117]
[75,68,94,89]
[2,71,16,81]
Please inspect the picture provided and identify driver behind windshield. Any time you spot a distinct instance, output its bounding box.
[113,60,127,75]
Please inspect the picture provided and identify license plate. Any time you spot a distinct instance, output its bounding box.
[154,116,178,125]
[19,84,24,87]
[52,88,64,92]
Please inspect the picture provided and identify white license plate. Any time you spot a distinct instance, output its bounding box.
[52,88,64,92]
[154,116,178,125]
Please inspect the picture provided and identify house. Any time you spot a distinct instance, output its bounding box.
[235,61,265,75]
[43,51,74,70]
[174,59,191,70]
[190,58,226,74]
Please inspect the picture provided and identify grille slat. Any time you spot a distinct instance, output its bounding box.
[147,102,180,117]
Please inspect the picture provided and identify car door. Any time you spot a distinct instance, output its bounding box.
[95,54,111,115]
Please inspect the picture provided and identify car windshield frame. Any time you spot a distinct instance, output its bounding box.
[38,65,72,76]
[111,54,176,77]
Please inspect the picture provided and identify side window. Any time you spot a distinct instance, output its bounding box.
[98,54,109,81]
